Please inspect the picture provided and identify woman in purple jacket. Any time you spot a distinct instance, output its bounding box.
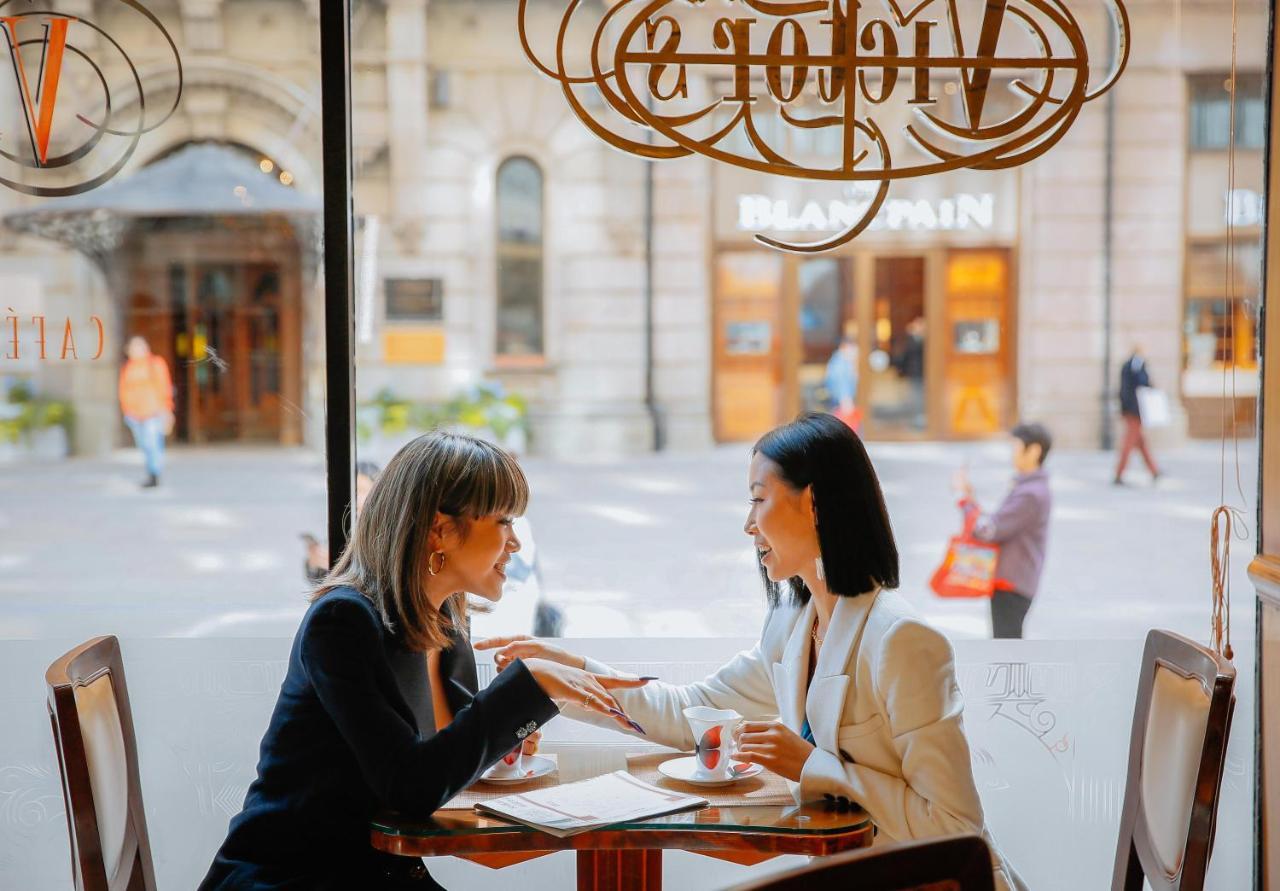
[956,423,1053,639]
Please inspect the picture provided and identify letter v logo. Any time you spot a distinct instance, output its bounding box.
[2,16,74,166]
[944,0,1009,130]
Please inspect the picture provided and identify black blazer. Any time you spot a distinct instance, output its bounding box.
[199,587,557,890]
[1118,355,1151,417]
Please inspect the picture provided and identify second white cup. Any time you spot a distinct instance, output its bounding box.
[683,706,742,781]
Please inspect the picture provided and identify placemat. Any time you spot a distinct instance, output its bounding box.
[624,753,796,806]
[441,752,797,811]
[442,755,562,809]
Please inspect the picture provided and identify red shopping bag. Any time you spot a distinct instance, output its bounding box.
[930,508,999,599]
[833,405,863,434]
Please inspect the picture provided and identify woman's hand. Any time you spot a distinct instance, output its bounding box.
[475,635,586,671]
[523,658,650,734]
[521,729,541,756]
[733,721,815,783]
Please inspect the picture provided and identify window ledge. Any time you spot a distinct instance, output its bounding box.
[488,359,557,375]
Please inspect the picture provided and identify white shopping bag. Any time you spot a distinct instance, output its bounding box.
[1136,387,1171,428]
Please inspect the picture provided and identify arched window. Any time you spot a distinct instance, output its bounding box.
[495,156,544,357]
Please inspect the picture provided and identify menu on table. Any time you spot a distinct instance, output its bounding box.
[475,770,708,838]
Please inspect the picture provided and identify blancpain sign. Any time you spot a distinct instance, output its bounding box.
[738,191,996,235]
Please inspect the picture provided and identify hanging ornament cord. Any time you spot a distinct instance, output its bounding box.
[1211,506,1236,661]
[1210,0,1248,664]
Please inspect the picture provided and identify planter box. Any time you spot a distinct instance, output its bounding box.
[358,425,528,466]
[0,426,70,463]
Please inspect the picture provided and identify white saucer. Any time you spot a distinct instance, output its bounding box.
[480,754,556,785]
[658,755,763,787]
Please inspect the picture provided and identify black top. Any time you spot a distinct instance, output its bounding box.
[1118,354,1152,417]
[894,334,925,381]
[199,587,557,890]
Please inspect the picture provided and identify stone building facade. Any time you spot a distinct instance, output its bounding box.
[0,0,1265,458]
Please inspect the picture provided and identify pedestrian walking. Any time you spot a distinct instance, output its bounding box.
[824,334,860,431]
[119,336,174,489]
[1113,345,1162,485]
[954,423,1053,639]
[894,316,926,430]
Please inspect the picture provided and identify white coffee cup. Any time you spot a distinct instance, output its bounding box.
[489,746,525,778]
[683,706,742,780]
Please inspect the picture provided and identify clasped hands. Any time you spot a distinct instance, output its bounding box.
[477,635,815,782]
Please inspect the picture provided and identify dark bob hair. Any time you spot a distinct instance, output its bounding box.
[753,412,900,606]
[1011,422,1052,466]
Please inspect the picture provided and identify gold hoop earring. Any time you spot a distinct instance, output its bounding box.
[427,551,446,576]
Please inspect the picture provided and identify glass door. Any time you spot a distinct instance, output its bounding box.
[797,257,855,417]
[860,255,930,437]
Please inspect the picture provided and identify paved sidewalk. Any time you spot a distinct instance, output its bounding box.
[0,438,1259,644]
[523,439,1259,643]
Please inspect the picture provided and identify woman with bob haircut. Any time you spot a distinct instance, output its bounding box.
[201,432,648,890]
[481,413,1025,891]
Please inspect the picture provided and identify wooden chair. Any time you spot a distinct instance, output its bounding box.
[727,834,995,891]
[1112,629,1236,891]
[46,636,157,891]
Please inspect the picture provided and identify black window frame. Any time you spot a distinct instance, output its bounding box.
[321,0,356,560]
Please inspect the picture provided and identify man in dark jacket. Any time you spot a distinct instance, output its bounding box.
[893,317,926,430]
[956,423,1054,639]
[1114,345,1162,485]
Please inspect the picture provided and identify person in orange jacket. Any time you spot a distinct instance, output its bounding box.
[119,336,174,488]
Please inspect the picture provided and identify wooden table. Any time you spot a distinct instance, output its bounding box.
[371,799,873,891]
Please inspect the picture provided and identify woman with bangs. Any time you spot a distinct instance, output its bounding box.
[201,432,647,890]
[481,413,1026,891]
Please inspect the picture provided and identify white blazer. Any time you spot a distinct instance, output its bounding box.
[581,589,1026,891]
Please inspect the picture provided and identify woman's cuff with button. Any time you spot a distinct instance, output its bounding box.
[482,657,560,746]
[799,745,852,803]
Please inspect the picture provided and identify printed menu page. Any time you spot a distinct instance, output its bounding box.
[475,770,707,838]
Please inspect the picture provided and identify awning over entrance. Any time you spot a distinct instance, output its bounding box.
[2,142,321,259]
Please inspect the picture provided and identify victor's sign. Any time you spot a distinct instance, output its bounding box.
[0,1,182,197]
[520,0,1128,253]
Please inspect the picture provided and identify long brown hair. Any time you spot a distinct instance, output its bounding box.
[316,431,529,651]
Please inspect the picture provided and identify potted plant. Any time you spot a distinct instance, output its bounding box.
[357,382,530,457]
[0,379,73,462]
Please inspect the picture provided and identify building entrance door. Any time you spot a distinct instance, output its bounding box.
[712,247,1015,443]
[173,262,286,442]
[796,257,856,418]
[859,255,930,437]
[853,250,1014,439]
[125,224,304,446]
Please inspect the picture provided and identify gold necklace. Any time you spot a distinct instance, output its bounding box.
[811,618,825,648]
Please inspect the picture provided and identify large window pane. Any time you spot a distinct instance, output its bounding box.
[1,10,327,639]
[0,3,1240,889]
[338,0,1265,653]
[0,3,329,887]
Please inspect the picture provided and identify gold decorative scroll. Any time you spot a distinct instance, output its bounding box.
[518,0,1129,253]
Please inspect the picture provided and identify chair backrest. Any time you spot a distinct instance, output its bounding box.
[1112,629,1236,891]
[727,834,996,891]
[46,636,157,891]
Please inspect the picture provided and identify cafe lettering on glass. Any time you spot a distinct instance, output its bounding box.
[519,0,1130,253]
[0,1,182,196]
[4,312,105,361]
